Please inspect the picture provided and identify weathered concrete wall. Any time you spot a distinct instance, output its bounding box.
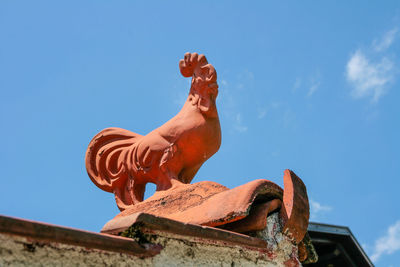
[0,213,299,267]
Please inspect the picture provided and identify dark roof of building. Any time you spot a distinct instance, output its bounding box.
[305,222,373,267]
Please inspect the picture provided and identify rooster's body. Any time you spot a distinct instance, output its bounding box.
[85,53,221,210]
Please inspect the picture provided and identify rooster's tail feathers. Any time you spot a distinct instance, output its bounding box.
[85,127,141,193]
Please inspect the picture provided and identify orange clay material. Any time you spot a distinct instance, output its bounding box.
[85,53,221,211]
[280,169,310,244]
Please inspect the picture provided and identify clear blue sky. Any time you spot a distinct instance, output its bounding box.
[1,1,399,265]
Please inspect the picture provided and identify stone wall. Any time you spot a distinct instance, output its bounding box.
[0,213,300,267]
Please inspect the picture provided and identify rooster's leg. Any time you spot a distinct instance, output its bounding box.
[156,179,172,191]
[155,171,174,192]
[128,179,146,204]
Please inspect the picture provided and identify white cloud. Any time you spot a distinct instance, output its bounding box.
[371,220,400,262]
[282,109,296,128]
[308,77,320,97]
[271,102,281,109]
[257,102,282,120]
[346,50,393,102]
[233,113,248,133]
[309,199,332,221]
[220,79,228,87]
[236,70,254,90]
[238,69,254,81]
[361,243,370,253]
[292,73,321,97]
[257,108,267,119]
[292,77,302,93]
[219,71,254,133]
[373,28,398,52]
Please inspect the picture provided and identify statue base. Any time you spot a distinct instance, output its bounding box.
[102,169,309,244]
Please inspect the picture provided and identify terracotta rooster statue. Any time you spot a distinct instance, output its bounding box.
[85,53,221,211]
